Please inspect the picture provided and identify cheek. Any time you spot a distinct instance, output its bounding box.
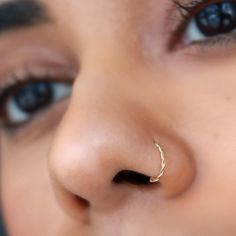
[3,190,50,236]
[1,137,63,236]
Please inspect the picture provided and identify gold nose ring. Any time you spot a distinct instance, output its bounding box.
[149,141,166,184]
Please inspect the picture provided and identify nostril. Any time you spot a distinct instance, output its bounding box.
[77,196,90,208]
[72,195,90,209]
[113,170,151,185]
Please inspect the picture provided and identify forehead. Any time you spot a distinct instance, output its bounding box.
[46,0,141,24]
[43,0,170,24]
[43,0,169,40]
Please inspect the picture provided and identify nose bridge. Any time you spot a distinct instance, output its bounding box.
[69,66,154,133]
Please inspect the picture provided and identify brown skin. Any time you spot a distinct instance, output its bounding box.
[1,0,236,235]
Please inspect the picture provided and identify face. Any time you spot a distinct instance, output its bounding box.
[1,0,236,235]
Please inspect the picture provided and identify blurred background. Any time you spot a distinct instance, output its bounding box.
[0,213,6,236]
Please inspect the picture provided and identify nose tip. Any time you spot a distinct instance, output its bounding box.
[49,121,196,219]
[49,132,157,211]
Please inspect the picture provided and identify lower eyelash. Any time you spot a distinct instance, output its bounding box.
[192,31,236,47]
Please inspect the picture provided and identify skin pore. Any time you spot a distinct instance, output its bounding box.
[1,0,236,235]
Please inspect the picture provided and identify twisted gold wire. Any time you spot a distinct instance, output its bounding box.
[149,141,166,184]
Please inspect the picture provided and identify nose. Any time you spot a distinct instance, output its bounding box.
[49,71,196,218]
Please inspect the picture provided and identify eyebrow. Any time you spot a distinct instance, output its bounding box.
[0,0,51,35]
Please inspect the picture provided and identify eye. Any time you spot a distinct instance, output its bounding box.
[184,2,236,44]
[1,80,71,126]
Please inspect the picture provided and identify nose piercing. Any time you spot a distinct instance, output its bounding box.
[150,141,166,184]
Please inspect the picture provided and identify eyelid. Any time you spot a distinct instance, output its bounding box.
[174,0,213,16]
[0,63,77,96]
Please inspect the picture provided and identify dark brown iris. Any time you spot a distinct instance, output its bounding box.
[14,81,53,113]
[196,2,236,36]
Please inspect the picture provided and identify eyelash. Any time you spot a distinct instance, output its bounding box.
[0,71,52,103]
[174,0,209,16]
[0,64,76,99]
[0,69,72,131]
[170,0,236,49]
[0,72,49,117]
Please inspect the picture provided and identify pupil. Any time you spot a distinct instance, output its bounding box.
[14,81,53,113]
[196,2,236,37]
